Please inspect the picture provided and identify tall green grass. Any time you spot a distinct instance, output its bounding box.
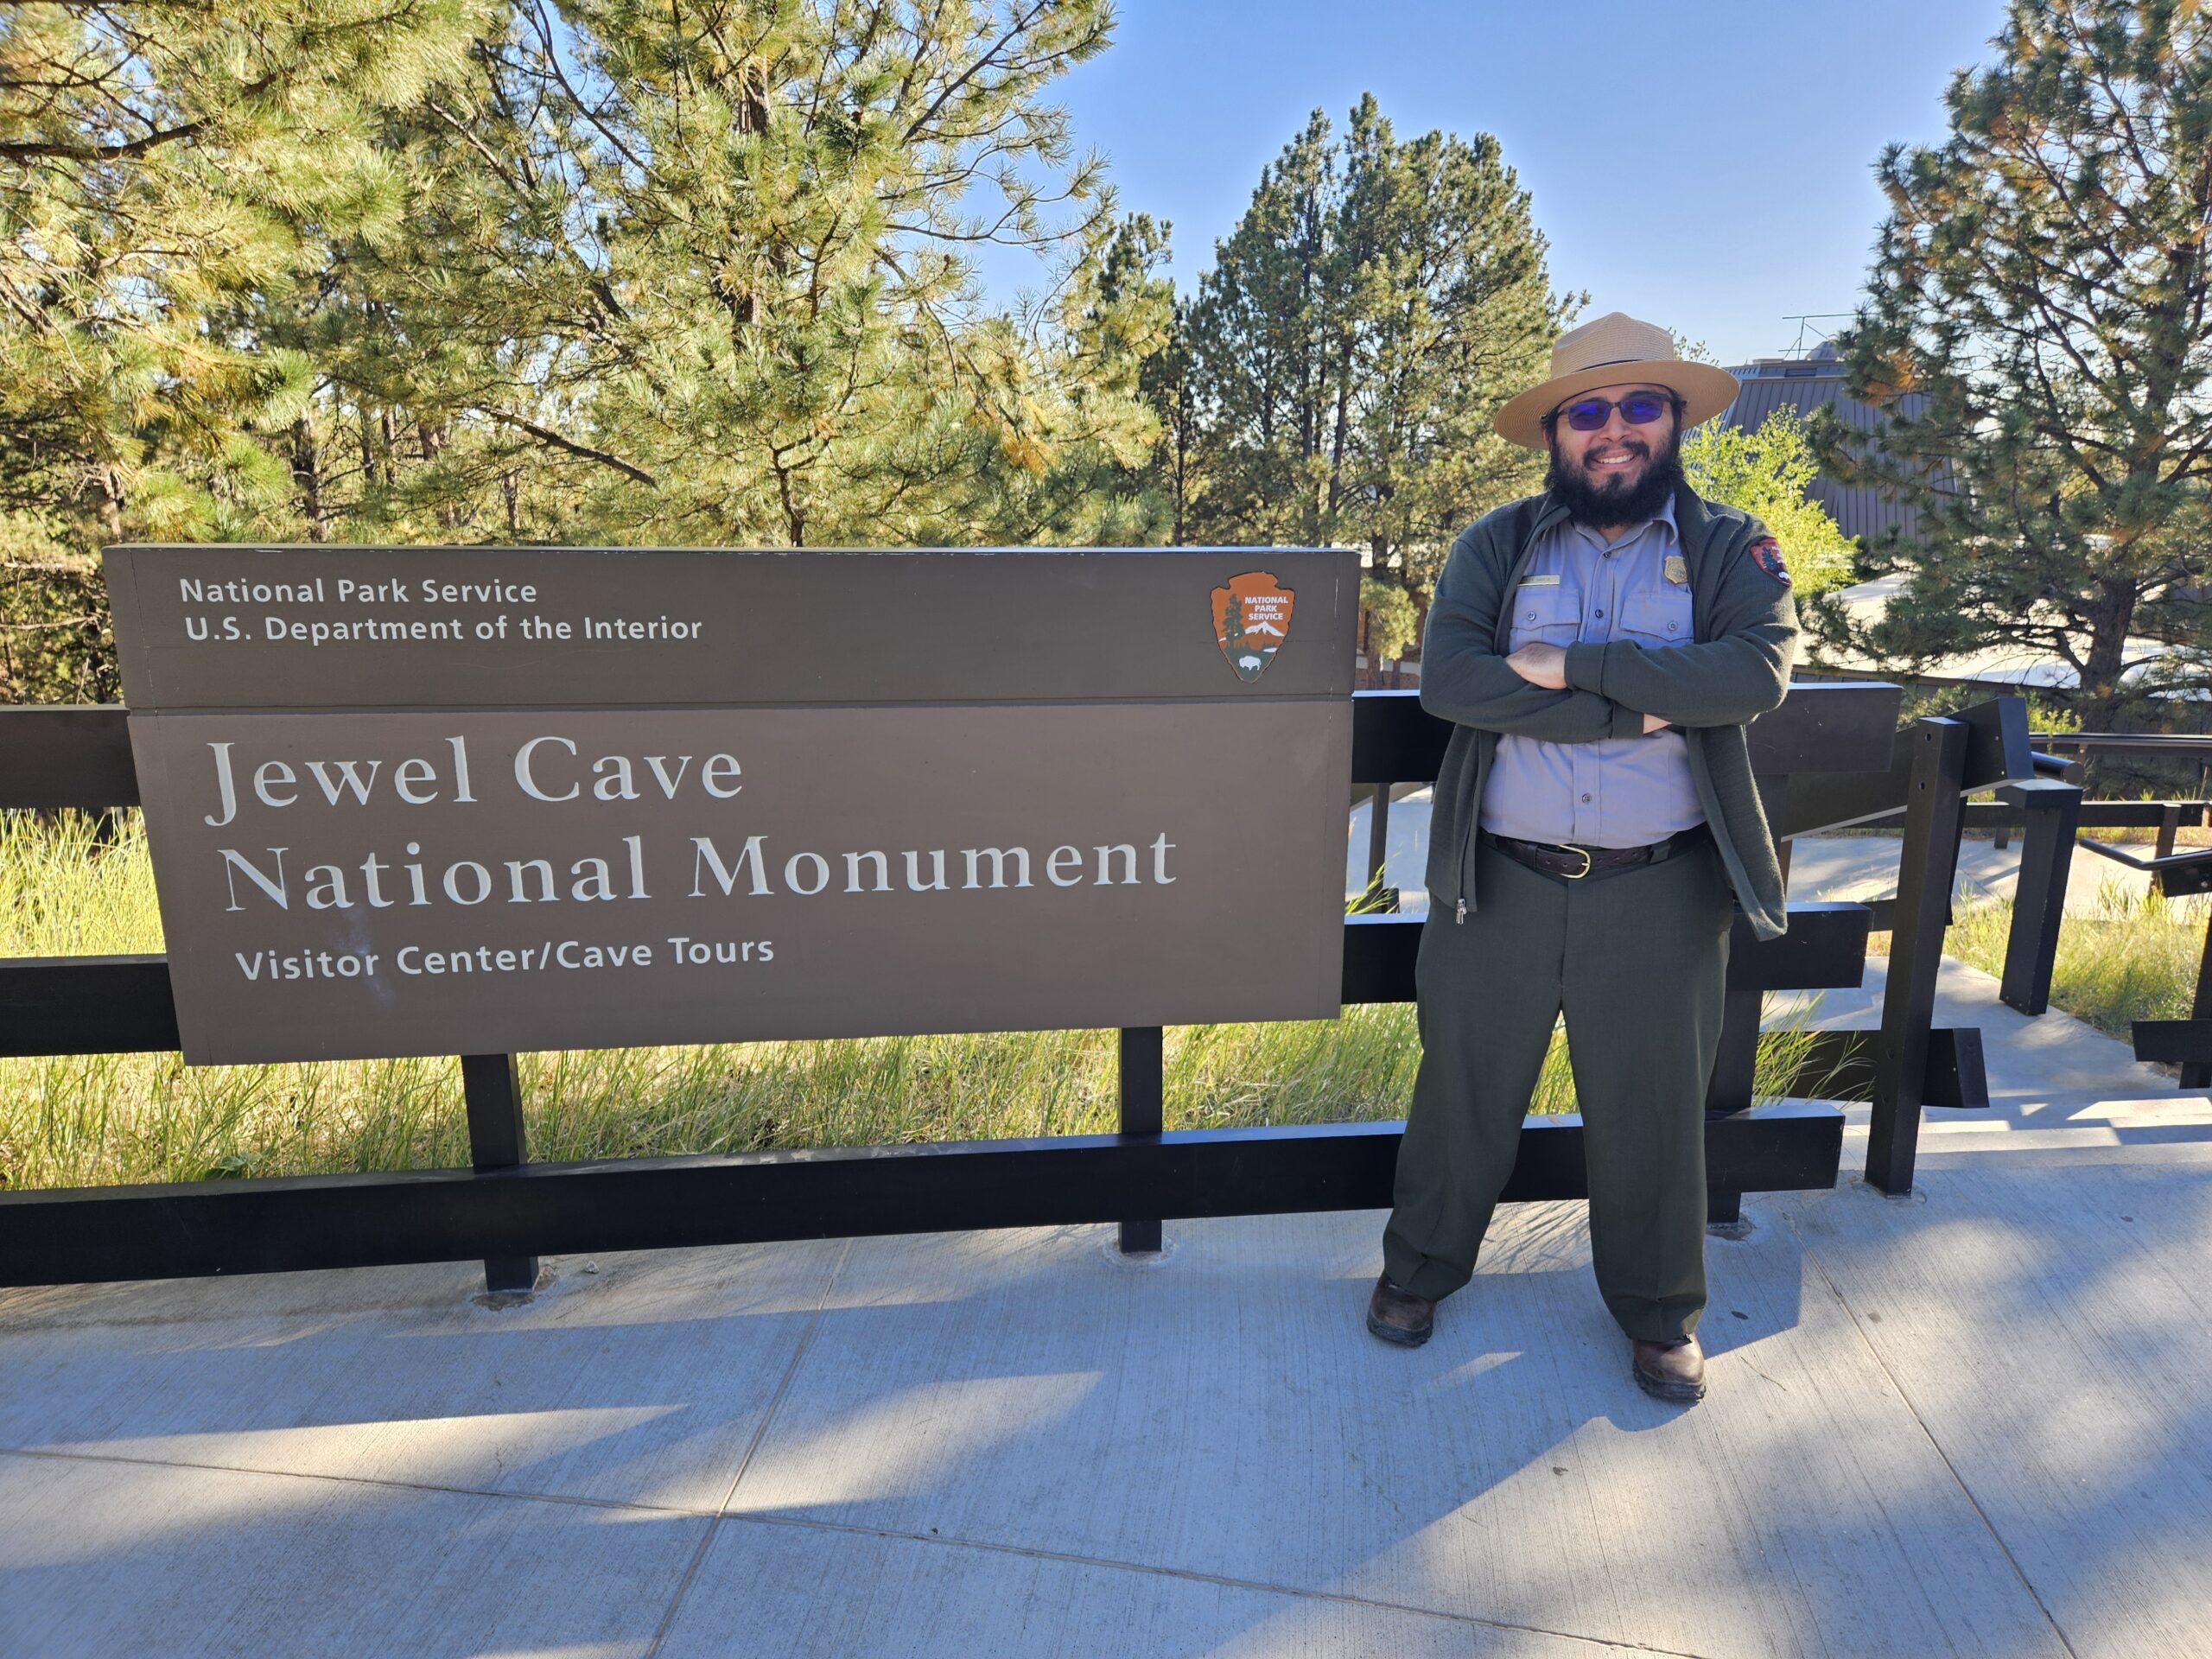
[2,811,1815,1190]
[1947,875,2209,1042]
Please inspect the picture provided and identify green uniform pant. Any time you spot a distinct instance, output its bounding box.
[1382,834,1735,1342]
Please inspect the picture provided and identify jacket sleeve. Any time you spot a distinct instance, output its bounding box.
[1420,526,1646,742]
[1559,522,1799,728]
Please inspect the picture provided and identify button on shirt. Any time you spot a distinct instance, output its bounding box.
[1478,498,1707,849]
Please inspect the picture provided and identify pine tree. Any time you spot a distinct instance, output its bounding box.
[1074,213,1186,542]
[0,0,494,696]
[1821,0,2212,730]
[1179,95,1571,645]
[1,0,1166,696]
[1187,108,1336,550]
[348,0,1138,549]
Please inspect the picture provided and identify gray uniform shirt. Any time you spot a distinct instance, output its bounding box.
[1478,497,1707,848]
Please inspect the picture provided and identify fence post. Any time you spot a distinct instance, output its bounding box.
[1364,782,1396,911]
[1997,778,2082,1016]
[2183,910,2212,1091]
[1117,1027,1165,1255]
[461,1053,539,1294]
[1705,972,1762,1118]
[1868,718,1969,1195]
[1703,957,1761,1229]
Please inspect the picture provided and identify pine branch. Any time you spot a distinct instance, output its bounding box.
[475,409,658,486]
[0,120,205,162]
[901,0,1056,145]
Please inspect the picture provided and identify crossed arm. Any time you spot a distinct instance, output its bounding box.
[1420,526,1799,740]
[1418,569,1649,741]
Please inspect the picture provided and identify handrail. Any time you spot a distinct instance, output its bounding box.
[2031,732,2212,759]
[2077,837,2212,874]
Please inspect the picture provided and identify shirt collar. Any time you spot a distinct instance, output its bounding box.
[1566,491,1679,554]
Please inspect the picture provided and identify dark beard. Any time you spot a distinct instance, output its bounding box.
[1544,431,1685,529]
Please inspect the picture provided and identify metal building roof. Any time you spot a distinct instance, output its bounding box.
[1717,347,1928,547]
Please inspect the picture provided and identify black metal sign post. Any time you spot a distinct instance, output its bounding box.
[1116,1027,1165,1255]
[460,1053,537,1294]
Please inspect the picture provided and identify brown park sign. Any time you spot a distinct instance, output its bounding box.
[103,545,1358,1064]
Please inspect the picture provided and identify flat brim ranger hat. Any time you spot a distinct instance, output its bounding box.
[1494,310,1742,449]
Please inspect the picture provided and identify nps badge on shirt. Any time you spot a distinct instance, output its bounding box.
[1211,570,1295,682]
[1747,537,1791,587]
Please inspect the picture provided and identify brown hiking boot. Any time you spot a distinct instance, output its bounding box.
[1366,1272,1435,1347]
[1631,1333,1707,1402]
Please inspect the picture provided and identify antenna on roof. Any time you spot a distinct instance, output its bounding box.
[1781,313,1853,360]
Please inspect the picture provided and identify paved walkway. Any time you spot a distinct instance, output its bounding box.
[5,957,2210,1657]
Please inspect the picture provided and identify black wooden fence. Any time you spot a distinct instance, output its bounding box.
[0,683,2031,1294]
[2076,836,2212,1087]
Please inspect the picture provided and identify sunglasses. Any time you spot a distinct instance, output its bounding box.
[1548,391,1680,433]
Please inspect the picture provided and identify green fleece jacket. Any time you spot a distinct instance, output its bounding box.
[1419,480,1801,941]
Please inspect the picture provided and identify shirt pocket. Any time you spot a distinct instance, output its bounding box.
[1507,582,1583,649]
[1620,586,1694,648]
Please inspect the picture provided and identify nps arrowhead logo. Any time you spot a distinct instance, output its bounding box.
[1211,571,1295,683]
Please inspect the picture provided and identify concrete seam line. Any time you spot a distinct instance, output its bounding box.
[1783,1195,2086,1659]
[644,1236,855,1659]
[715,1508,1723,1659]
[0,1444,707,1516]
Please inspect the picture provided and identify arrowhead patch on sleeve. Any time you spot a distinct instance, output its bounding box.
[1747,537,1791,587]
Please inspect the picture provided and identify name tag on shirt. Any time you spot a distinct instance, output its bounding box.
[1517,573,1561,587]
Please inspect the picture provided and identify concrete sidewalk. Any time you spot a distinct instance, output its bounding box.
[5,957,2211,1657]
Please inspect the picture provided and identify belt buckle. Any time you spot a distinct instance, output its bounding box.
[1560,842,1593,880]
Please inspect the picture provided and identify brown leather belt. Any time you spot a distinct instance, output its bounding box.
[1482,822,1710,880]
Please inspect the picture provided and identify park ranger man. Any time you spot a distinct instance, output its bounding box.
[1364,312,1800,1403]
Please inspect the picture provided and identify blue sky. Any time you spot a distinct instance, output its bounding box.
[978,0,2008,366]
